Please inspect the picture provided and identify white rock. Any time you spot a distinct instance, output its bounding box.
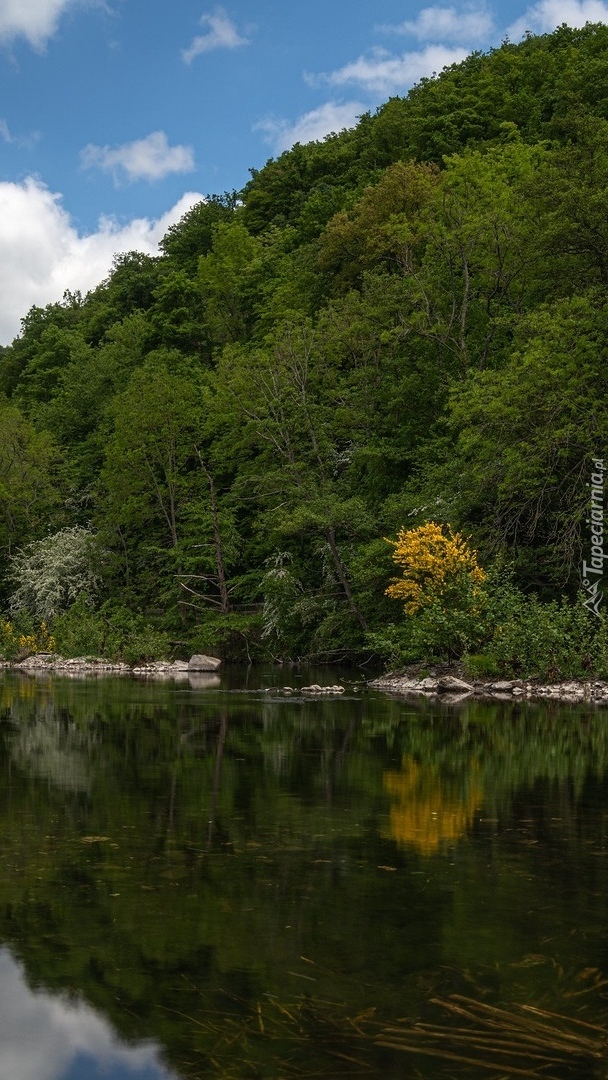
[187,654,222,671]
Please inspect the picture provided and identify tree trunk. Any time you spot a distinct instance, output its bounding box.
[196,449,230,614]
[325,526,367,631]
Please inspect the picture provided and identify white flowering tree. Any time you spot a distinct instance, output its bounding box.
[9,527,102,621]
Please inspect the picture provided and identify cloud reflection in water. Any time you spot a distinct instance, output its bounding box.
[0,949,174,1080]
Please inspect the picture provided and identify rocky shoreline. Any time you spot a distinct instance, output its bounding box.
[2,653,222,679]
[4,654,606,704]
[369,671,608,704]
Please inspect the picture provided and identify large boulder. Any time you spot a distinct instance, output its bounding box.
[436,675,474,693]
[187,654,222,671]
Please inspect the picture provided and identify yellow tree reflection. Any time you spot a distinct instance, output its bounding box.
[384,755,483,854]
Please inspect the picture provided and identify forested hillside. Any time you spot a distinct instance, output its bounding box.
[3,23,608,671]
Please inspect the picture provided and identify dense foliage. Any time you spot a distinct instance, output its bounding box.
[3,24,608,669]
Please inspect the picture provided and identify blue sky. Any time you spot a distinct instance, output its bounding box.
[0,0,606,342]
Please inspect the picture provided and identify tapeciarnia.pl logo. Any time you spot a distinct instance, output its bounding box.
[582,458,606,616]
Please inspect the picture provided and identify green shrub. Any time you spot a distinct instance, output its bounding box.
[190,610,261,662]
[376,551,608,678]
[52,597,170,664]
[484,594,600,679]
[118,623,171,665]
[462,653,502,679]
[0,614,56,660]
[364,624,410,668]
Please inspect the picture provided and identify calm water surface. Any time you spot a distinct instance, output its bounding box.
[0,666,607,1079]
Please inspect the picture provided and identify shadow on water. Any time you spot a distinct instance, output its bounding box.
[0,667,607,1077]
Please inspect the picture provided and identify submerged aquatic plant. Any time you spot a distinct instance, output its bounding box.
[165,976,608,1079]
[376,993,608,1078]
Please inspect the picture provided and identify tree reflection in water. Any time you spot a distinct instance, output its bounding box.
[383,754,483,853]
[0,673,606,1078]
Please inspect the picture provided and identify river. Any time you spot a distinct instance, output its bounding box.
[0,665,606,1079]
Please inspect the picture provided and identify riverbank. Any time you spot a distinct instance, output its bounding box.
[5,653,608,704]
[369,671,608,704]
[2,652,222,679]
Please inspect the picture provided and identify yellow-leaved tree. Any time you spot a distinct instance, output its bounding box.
[386,522,486,612]
[385,522,487,660]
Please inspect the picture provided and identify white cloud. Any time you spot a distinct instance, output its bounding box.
[383,5,494,42]
[507,0,608,37]
[309,44,469,96]
[80,130,195,184]
[182,6,249,64]
[0,0,94,49]
[0,176,205,344]
[255,101,366,154]
[0,117,40,149]
[0,949,174,1080]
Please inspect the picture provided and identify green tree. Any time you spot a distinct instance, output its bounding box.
[197,220,264,344]
[444,291,608,586]
[217,320,373,649]
[0,398,62,567]
[102,360,198,538]
[159,194,237,273]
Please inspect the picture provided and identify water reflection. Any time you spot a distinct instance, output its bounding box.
[0,672,607,1078]
[10,716,94,792]
[383,754,483,853]
[0,949,173,1080]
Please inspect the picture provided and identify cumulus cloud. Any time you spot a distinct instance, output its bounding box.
[80,130,195,184]
[382,5,495,43]
[0,176,205,344]
[254,101,366,154]
[507,0,608,37]
[182,6,249,64]
[309,44,469,96]
[0,0,93,49]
